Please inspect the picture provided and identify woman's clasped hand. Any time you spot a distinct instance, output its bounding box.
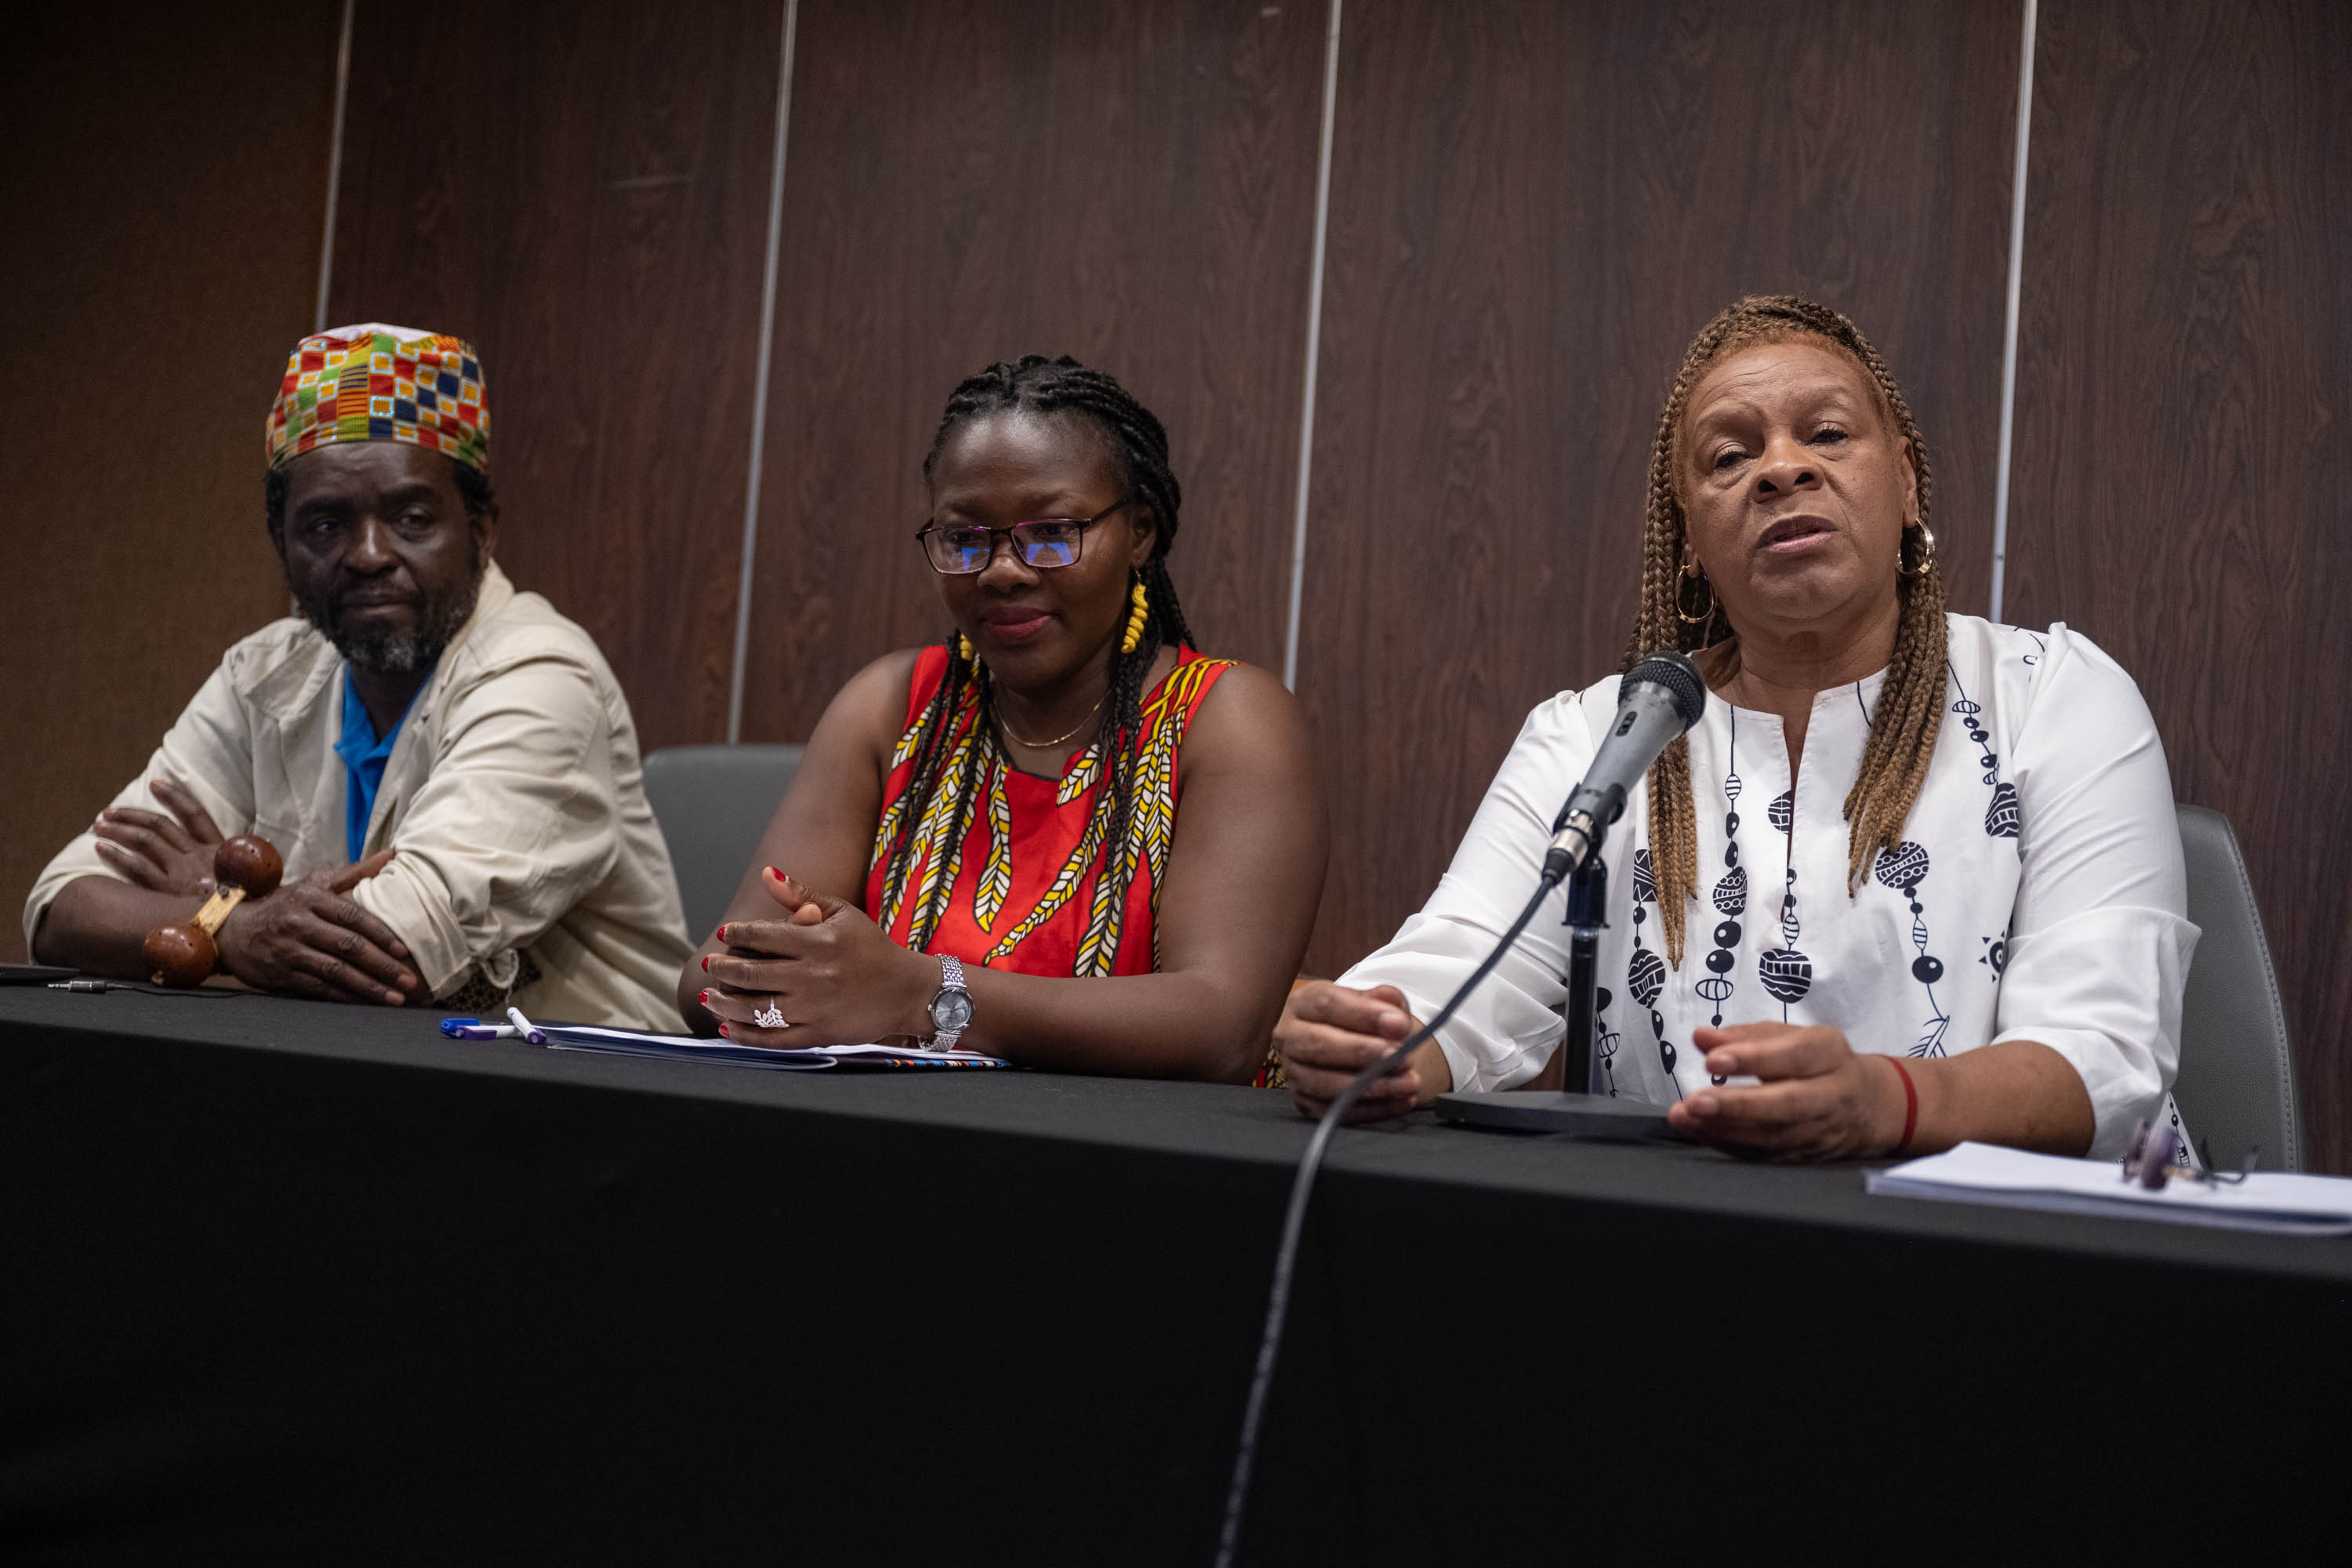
[1271,981,1433,1123]
[698,868,942,1047]
[1671,1025,1908,1161]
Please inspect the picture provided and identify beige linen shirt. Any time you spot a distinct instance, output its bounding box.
[25,562,694,1030]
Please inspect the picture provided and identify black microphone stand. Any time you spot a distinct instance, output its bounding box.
[1558,851,1607,1097]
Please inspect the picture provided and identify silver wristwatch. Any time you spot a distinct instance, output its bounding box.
[927,955,975,1052]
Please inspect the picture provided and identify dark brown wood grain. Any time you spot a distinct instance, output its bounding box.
[328,0,785,752]
[736,0,1325,742]
[1298,0,2022,975]
[2004,0,2352,1171]
[0,2,339,959]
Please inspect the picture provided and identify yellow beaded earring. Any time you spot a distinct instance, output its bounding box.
[1120,579,1149,655]
[956,633,975,661]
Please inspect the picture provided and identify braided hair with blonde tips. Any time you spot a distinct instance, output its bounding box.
[1625,296,1950,967]
[880,355,1198,960]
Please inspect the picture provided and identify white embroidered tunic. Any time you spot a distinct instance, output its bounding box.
[1338,615,2198,1156]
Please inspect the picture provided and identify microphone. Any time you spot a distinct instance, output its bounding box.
[1541,650,1707,884]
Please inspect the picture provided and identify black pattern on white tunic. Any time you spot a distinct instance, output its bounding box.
[1626,845,1679,1098]
[1697,713,1744,1083]
[1952,667,2020,840]
[1955,664,2020,1002]
[1875,839,1950,1058]
[1849,674,1949,1057]
[1759,787,1812,1022]
[1593,982,1621,1097]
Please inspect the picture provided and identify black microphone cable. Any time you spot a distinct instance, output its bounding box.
[1213,864,1568,1567]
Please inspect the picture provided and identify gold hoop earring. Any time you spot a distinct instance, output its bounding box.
[1675,561,1716,626]
[1899,520,1936,579]
[1120,578,1149,655]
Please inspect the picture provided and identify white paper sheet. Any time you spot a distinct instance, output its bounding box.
[1865,1141,2352,1235]
[538,1025,1009,1072]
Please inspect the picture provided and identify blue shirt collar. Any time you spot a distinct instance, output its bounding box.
[336,666,431,861]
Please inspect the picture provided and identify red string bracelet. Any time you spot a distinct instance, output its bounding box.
[1887,1055,1919,1156]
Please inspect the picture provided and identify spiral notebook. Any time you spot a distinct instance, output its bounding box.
[538,1025,1011,1073]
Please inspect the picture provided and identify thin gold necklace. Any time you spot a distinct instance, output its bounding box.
[998,691,1106,750]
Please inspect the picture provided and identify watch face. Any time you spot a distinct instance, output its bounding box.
[933,990,975,1032]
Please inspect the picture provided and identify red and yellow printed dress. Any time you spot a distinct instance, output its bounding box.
[864,644,1279,1082]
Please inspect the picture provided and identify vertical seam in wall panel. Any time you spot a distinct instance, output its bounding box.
[312,0,357,332]
[1281,0,1344,691]
[1989,0,2037,626]
[728,0,801,744]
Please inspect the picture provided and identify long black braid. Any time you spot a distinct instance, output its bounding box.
[880,354,1196,960]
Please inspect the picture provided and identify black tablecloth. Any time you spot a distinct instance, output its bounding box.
[2,986,2346,1563]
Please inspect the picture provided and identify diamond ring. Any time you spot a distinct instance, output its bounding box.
[753,1004,787,1029]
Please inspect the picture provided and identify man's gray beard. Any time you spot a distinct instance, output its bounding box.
[299,569,484,675]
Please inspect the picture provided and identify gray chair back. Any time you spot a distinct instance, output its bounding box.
[642,743,807,938]
[2174,804,2305,1171]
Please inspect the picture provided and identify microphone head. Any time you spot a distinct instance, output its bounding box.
[1621,649,1707,733]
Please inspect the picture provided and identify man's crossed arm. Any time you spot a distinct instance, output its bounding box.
[34,777,420,1006]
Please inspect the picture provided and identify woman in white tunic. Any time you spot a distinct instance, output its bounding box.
[1276,296,2196,1161]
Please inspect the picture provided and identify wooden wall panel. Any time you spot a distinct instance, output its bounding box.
[328,0,783,752]
[0,2,339,959]
[1298,0,2021,973]
[738,0,1324,742]
[2005,0,2352,1170]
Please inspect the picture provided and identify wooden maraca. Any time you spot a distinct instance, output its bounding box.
[142,835,285,987]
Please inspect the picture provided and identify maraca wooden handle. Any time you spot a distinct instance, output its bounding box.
[144,834,283,986]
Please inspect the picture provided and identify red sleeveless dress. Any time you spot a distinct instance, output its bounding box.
[864,644,1236,978]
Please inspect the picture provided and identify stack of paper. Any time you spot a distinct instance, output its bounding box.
[1867,1141,2352,1236]
[539,1025,1010,1073]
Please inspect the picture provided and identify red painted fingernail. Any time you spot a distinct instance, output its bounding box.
[717,1023,731,1038]
[764,866,782,880]
[701,955,710,972]
[713,924,725,941]
[698,989,710,1007]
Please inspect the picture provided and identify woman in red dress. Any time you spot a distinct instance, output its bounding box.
[683,357,1325,1083]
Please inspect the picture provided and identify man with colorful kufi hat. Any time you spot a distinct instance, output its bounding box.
[26,325,694,1028]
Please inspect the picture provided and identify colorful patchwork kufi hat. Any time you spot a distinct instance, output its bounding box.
[266,322,489,472]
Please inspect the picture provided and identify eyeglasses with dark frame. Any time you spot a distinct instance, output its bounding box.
[915,498,1133,575]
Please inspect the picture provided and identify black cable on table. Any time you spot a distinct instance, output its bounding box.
[47,978,241,998]
[1214,869,1563,1566]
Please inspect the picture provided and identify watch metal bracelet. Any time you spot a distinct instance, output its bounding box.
[930,954,972,1053]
